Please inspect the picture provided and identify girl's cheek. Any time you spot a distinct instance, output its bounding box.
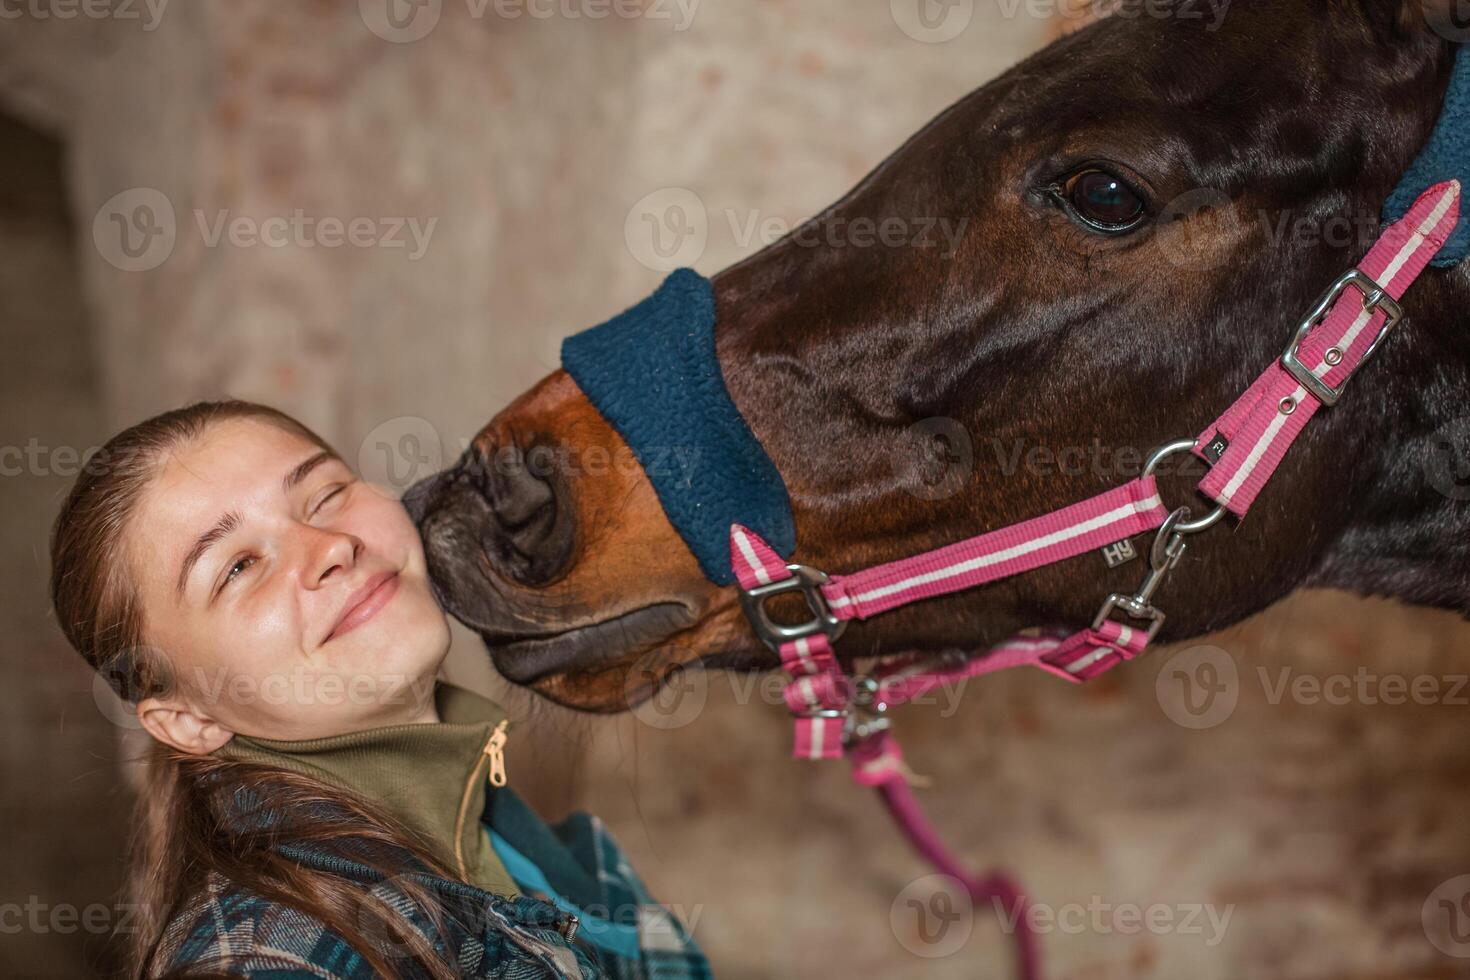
[240,580,301,648]
[350,495,418,555]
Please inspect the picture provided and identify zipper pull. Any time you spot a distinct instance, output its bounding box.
[484,719,509,787]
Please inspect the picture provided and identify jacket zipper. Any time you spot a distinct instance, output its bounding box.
[454,719,510,880]
[445,722,580,943]
[483,719,509,787]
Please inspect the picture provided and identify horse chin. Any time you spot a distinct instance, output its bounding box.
[477,600,763,712]
[472,603,686,698]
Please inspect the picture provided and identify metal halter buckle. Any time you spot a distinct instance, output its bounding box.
[1280,268,1404,407]
[738,563,848,653]
[1092,506,1192,644]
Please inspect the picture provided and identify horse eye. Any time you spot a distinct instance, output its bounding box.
[1060,168,1147,233]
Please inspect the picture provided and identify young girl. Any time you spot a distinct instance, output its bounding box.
[49,400,708,979]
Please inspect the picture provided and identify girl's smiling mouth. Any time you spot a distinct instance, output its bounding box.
[326,570,400,643]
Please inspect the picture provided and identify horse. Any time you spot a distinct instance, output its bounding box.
[404,0,1470,717]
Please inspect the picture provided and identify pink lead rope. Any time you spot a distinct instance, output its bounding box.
[729,180,1460,980]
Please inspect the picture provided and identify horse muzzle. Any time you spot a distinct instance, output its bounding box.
[403,367,740,710]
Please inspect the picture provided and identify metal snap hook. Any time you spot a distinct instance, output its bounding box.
[1092,505,1192,645]
[1149,506,1191,572]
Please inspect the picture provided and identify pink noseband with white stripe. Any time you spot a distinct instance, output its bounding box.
[728,180,1461,980]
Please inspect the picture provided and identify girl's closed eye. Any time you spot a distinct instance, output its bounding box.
[311,482,349,516]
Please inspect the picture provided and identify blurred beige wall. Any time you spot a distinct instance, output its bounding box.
[6,2,1470,978]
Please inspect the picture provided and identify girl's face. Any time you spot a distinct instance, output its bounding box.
[127,418,452,750]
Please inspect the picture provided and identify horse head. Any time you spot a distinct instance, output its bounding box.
[406,0,1470,711]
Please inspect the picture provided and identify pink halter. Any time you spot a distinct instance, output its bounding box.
[729,180,1461,980]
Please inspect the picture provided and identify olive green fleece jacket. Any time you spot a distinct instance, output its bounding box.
[214,679,520,898]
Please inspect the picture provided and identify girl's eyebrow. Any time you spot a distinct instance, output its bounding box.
[283,450,337,494]
[175,511,241,599]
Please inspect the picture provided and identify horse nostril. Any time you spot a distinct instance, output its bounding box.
[474,442,574,587]
[493,463,553,531]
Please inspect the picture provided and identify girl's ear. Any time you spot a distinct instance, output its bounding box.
[137,697,234,755]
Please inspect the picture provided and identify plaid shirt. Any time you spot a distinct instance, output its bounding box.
[153,787,711,979]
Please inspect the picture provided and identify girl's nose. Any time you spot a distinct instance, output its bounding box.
[302,526,361,589]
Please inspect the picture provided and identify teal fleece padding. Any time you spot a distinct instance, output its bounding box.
[1384,44,1470,267]
[561,268,795,584]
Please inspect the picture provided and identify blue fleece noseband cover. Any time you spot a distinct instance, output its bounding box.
[561,268,794,585]
[1385,43,1470,267]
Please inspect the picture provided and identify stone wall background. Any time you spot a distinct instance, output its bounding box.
[4,2,1470,978]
